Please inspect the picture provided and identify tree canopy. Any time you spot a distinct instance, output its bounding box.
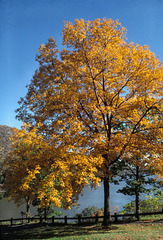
[13,18,163,224]
[2,124,102,209]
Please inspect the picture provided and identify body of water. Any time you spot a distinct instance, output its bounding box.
[0,181,135,219]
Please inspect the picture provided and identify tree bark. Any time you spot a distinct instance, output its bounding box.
[103,176,112,225]
[26,196,31,218]
[44,207,47,220]
[135,165,140,221]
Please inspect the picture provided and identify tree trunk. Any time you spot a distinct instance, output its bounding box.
[103,176,112,225]
[44,207,47,220]
[135,165,140,221]
[26,196,31,218]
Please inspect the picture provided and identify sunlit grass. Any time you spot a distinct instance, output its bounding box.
[2,222,163,240]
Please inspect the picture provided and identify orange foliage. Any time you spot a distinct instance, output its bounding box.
[8,18,163,208]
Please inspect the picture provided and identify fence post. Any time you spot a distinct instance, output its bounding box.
[114,213,118,222]
[78,215,81,225]
[136,212,140,221]
[40,216,42,224]
[64,216,67,225]
[114,212,118,222]
[11,217,13,226]
[52,216,54,225]
[95,214,98,223]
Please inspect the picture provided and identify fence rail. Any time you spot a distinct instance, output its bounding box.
[0,211,162,226]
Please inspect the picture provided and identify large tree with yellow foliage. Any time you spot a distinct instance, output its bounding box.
[16,19,163,225]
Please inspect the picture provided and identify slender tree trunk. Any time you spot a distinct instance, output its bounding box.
[135,165,140,221]
[26,196,31,218]
[102,153,112,226]
[44,207,47,220]
[103,176,112,225]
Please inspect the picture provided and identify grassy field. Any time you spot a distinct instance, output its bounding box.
[1,222,163,240]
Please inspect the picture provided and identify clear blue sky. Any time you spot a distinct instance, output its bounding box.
[1,0,163,129]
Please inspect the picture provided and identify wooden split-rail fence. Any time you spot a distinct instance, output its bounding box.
[0,211,162,226]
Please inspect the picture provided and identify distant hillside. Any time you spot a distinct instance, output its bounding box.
[0,125,13,163]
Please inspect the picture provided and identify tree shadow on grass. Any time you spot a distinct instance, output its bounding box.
[1,223,119,240]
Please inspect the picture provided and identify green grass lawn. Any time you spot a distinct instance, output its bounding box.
[1,222,163,240]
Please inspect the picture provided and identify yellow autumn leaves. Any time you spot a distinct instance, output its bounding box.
[2,123,103,208]
[3,18,163,210]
